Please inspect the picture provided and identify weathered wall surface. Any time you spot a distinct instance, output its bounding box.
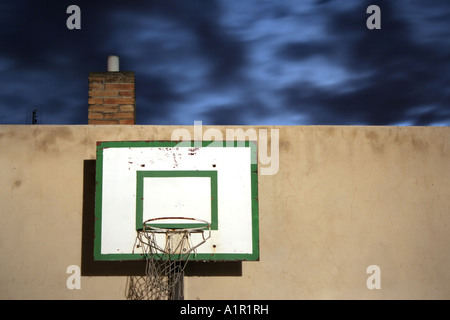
[0,125,449,299]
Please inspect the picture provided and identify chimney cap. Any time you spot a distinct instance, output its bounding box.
[107,55,119,72]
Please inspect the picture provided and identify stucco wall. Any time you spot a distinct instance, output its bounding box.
[0,125,449,299]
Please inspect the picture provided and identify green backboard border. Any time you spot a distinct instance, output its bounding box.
[94,140,259,261]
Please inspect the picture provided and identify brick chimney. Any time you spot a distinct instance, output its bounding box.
[88,57,136,124]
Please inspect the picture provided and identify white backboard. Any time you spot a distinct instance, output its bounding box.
[94,141,259,261]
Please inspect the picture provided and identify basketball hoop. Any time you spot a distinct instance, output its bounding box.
[127,217,211,300]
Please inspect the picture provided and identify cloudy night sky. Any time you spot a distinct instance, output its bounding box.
[0,0,449,126]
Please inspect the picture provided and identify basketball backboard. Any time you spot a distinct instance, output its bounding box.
[94,140,259,261]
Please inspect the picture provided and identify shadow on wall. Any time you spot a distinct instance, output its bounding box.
[81,159,242,277]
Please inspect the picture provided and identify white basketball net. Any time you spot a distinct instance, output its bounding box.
[126,218,211,300]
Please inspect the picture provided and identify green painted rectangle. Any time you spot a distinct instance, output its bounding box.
[135,170,218,230]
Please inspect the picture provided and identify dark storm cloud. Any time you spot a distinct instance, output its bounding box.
[104,0,247,84]
[0,0,449,125]
[155,0,247,84]
[98,0,249,123]
[278,0,450,125]
[0,1,107,70]
[135,74,185,124]
[0,1,120,123]
[277,42,329,61]
[200,99,274,125]
[202,104,252,125]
